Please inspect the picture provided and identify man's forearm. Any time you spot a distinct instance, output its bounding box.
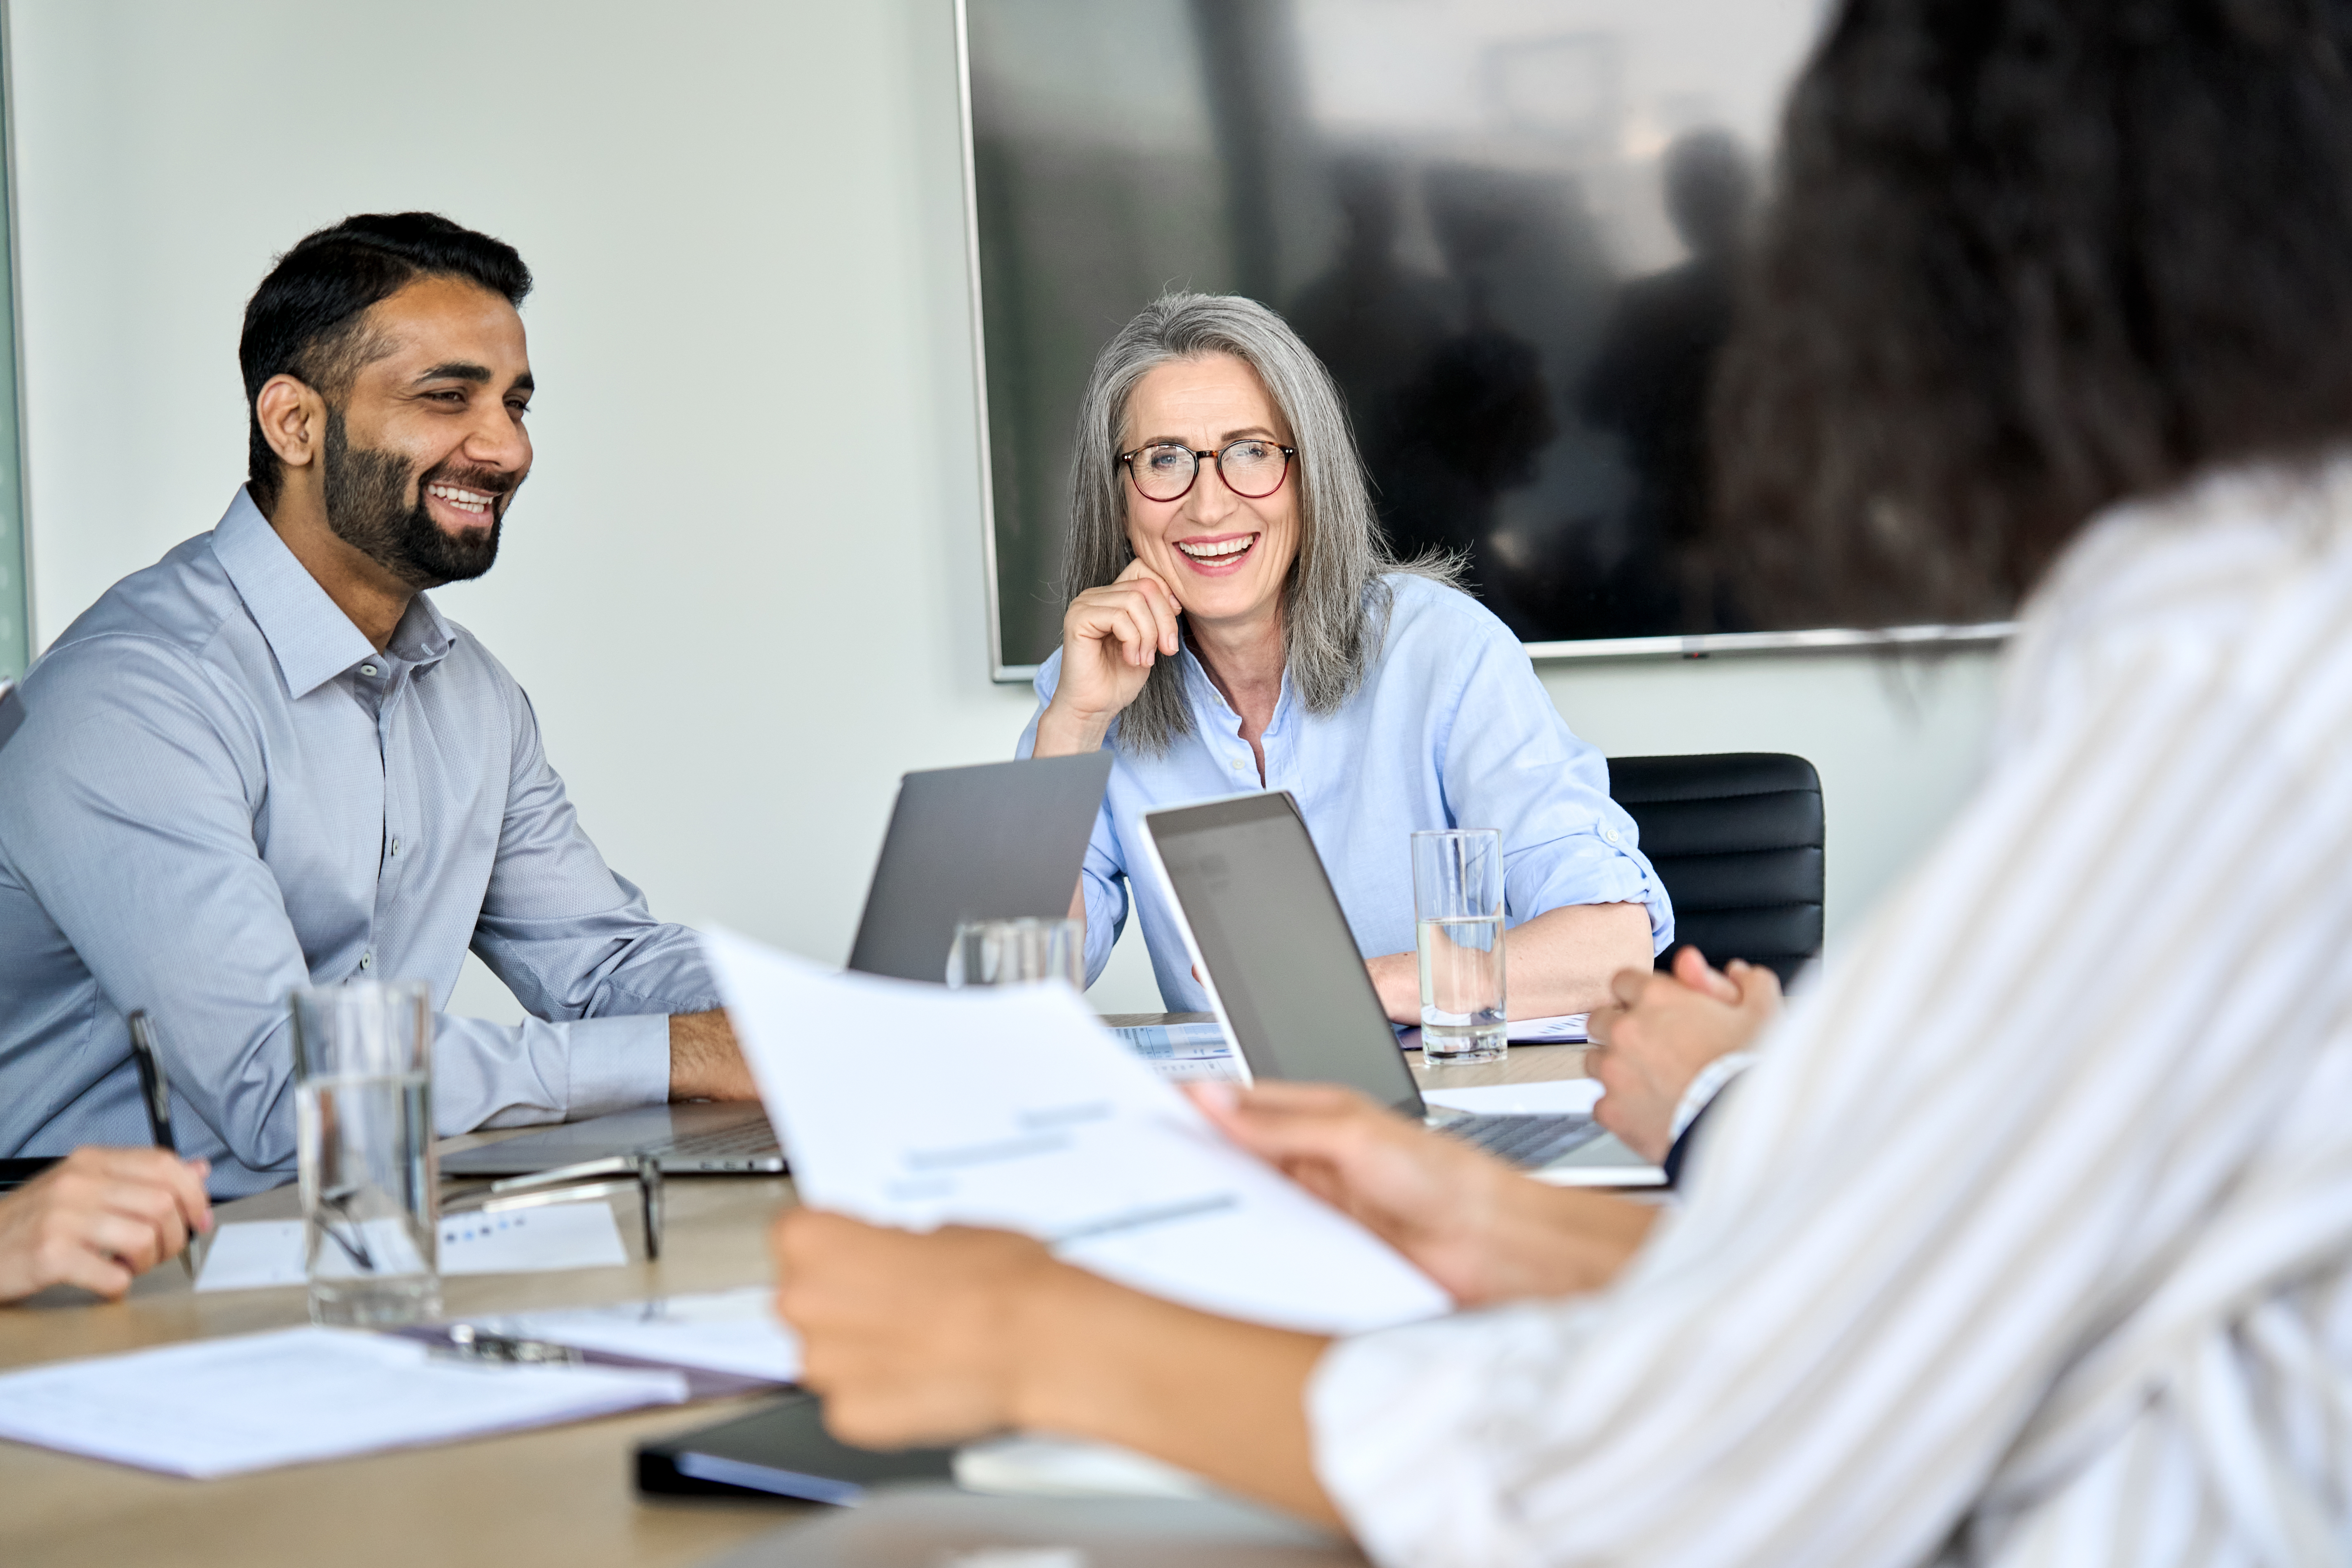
[1010,1262,1344,1529]
[669,1009,755,1100]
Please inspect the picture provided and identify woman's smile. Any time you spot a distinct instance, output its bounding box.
[1172,530,1260,576]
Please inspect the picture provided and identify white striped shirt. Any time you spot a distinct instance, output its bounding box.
[1310,461,2352,1567]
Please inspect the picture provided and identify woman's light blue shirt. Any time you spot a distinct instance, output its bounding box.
[1017,574,1672,1010]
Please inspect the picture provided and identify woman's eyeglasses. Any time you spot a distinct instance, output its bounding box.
[1120,439,1295,502]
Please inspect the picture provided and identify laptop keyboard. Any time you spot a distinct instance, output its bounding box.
[1437,1112,1604,1168]
[660,1122,785,1159]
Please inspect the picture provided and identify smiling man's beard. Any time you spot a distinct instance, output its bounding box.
[321,406,512,589]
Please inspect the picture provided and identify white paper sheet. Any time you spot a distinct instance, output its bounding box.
[956,1434,1210,1500]
[196,1202,628,1292]
[1109,1020,1243,1083]
[1422,1078,1604,1116]
[704,929,1450,1335]
[0,1326,687,1477]
[468,1286,801,1382]
[1507,1013,1590,1043]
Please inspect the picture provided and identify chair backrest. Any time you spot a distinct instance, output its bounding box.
[1606,753,1824,984]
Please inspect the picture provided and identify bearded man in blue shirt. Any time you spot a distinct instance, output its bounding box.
[0,212,754,1196]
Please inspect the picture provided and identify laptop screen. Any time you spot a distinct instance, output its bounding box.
[847,753,1114,983]
[1145,793,1425,1118]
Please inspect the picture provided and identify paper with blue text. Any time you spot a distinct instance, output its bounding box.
[703,928,1448,1335]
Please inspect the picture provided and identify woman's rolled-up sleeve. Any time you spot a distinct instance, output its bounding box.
[1435,620,1672,951]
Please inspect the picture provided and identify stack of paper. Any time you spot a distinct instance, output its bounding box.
[0,1327,687,1477]
[704,929,1450,1336]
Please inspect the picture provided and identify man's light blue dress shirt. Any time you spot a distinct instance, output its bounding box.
[0,491,711,1194]
[1019,574,1672,1012]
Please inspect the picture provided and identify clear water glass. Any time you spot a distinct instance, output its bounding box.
[1413,829,1507,1064]
[945,917,1085,990]
[290,979,439,1326]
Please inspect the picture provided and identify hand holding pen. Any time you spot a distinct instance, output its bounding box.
[126,1010,216,1282]
[0,1147,212,1303]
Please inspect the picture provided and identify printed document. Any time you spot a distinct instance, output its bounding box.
[196,1202,629,1292]
[1507,1012,1590,1043]
[0,1327,686,1477]
[703,929,1450,1335]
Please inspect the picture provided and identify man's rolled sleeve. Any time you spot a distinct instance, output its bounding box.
[558,1014,674,1119]
[430,1012,673,1132]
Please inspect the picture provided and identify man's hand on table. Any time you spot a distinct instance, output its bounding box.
[668,1009,758,1100]
[1586,946,1780,1163]
[0,1147,214,1303]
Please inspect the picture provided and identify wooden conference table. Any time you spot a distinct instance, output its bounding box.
[0,1025,1595,1568]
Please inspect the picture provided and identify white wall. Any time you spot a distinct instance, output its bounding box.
[8,0,1999,1018]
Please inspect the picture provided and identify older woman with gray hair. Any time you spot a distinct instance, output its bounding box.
[1019,292,1669,1020]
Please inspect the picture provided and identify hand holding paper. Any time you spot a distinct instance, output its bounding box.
[703,929,1448,1335]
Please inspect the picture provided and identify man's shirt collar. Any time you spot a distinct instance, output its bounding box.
[211,487,452,697]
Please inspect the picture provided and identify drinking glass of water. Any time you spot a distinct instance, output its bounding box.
[1413,829,1507,1064]
[290,979,439,1326]
[945,917,1085,989]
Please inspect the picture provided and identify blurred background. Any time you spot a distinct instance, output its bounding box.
[1,0,1996,1014]
[966,0,1959,666]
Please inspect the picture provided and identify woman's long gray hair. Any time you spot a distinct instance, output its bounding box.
[1063,292,1455,755]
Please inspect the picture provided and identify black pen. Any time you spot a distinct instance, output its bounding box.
[125,1010,199,1281]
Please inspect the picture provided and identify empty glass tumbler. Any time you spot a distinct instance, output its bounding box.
[1413,829,1507,1064]
[944,917,1085,990]
[290,979,440,1326]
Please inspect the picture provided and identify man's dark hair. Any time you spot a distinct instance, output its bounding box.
[1712,0,2352,625]
[239,212,532,510]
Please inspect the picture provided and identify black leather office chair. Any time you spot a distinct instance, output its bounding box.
[1606,753,1824,984]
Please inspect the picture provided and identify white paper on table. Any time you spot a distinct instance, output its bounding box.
[469,1286,801,1382]
[956,1433,1211,1500]
[196,1202,628,1293]
[1507,1013,1590,1043]
[0,1326,687,1478]
[1422,1079,1604,1117]
[703,928,1450,1336]
[1107,1021,1232,1059]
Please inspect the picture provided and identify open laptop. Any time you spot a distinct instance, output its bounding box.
[444,753,1116,1177]
[1139,791,1662,1186]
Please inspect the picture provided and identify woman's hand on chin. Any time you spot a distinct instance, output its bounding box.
[1035,560,1182,756]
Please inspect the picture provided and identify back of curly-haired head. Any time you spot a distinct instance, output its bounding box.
[1714,0,2352,626]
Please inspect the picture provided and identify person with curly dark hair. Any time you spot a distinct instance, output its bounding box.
[769,4,2352,1560]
